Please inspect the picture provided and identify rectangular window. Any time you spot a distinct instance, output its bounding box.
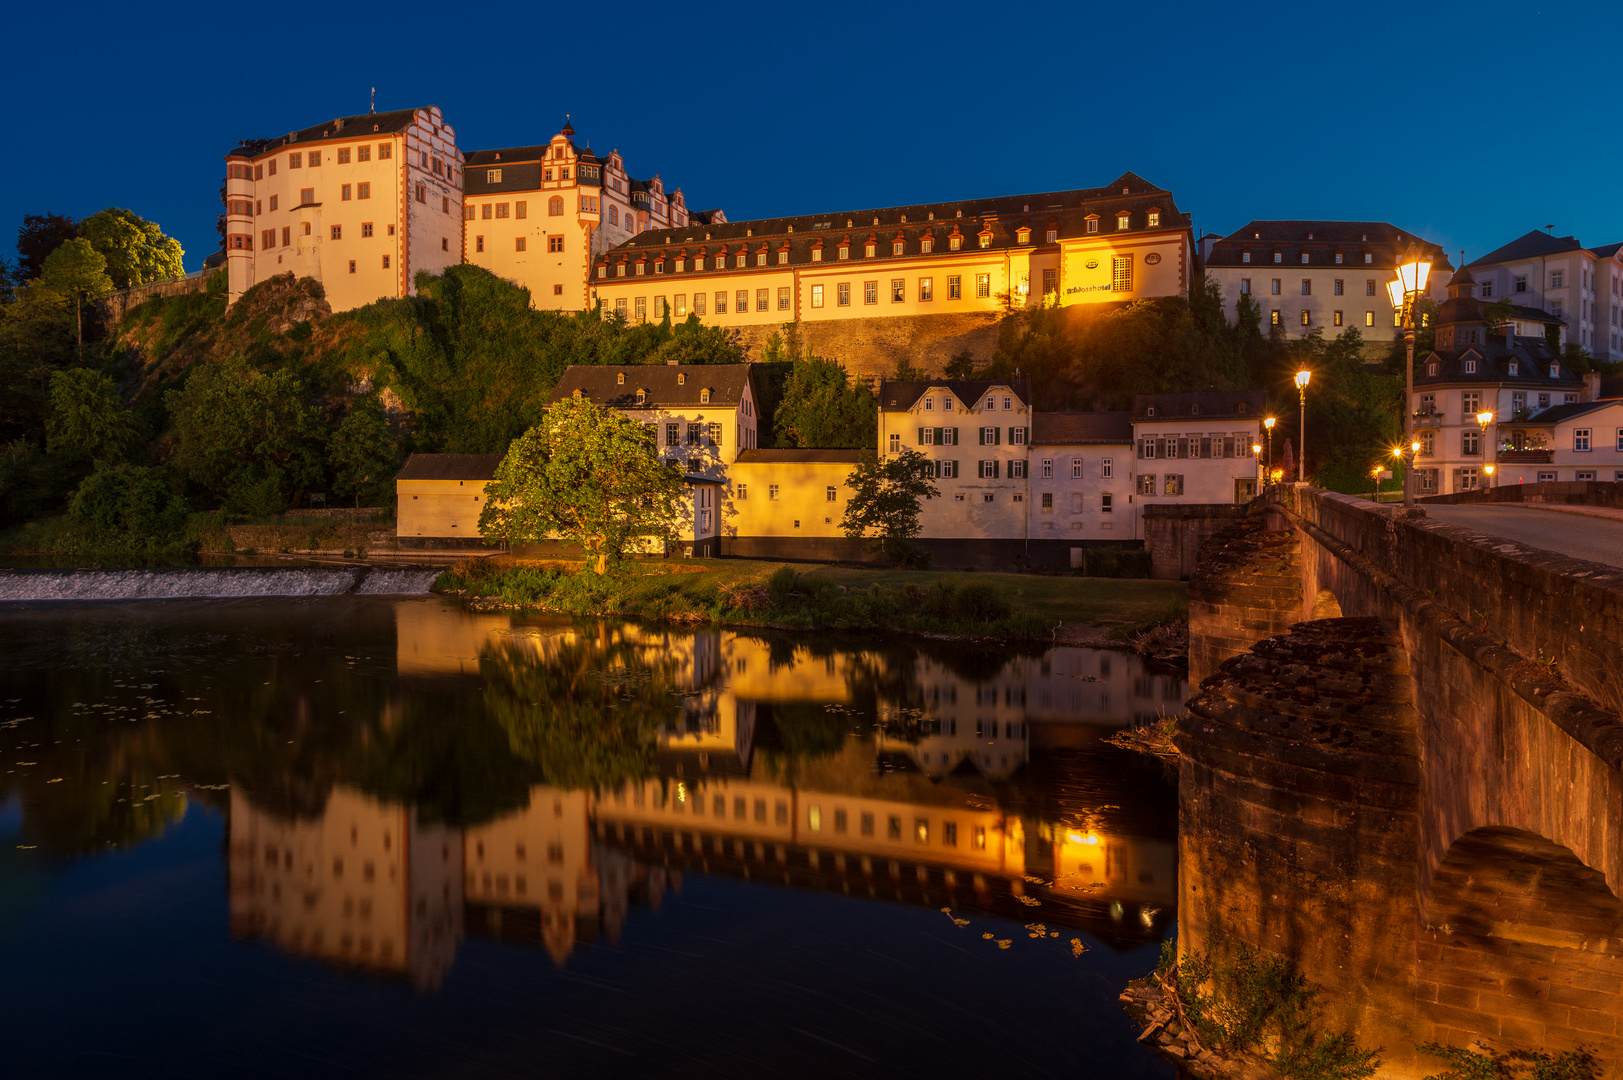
[1010,460,1026,478]
[694,292,706,315]
[381,254,390,269]
[337,148,351,164]
[920,277,933,301]
[348,260,356,274]
[634,297,646,322]
[1110,257,1132,292]
[737,290,748,313]
[864,281,878,304]
[1575,428,1592,451]
[948,275,962,299]
[340,184,351,201]
[978,460,999,479]
[975,273,991,298]
[281,226,290,246]
[299,187,314,205]
[415,183,425,203]
[1365,311,1374,326]
[269,194,279,212]
[515,201,527,219]
[330,225,341,240]
[357,182,371,200]
[515,237,526,252]
[756,288,769,312]
[769,485,780,501]
[708,423,722,446]
[811,284,824,308]
[1138,474,1155,495]
[778,286,791,311]
[1462,429,1480,455]
[1334,279,1343,295]
[1042,269,1056,294]
[837,282,851,306]
[1462,391,1481,419]
[378,144,391,160]
[1515,276,1528,293]
[308,150,321,167]
[548,236,564,252]
[1240,278,1251,294]
[1163,474,1184,496]
[1302,279,1311,296]
[891,278,905,302]
[1271,279,1281,295]
[1301,310,1311,326]
[476,235,484,252]
[289,152,302,168]
[714,291,727,314]
[495,203,510,219]
[1333,311,1343,326]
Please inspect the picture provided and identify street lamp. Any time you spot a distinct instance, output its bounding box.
[1386,244,1434,509]
[1484,463,1496,489]
[1253,442,1263,494]
[1294,370,1311,483]
[1263,417,1276,487]
[1477,409,1495,489]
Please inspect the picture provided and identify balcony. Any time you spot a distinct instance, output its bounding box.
[1497,449,1553,465]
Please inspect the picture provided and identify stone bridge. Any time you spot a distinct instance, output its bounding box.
[1180,484,1623,1071]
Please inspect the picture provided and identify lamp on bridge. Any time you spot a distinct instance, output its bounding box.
[1476,409,1496,490]
[1263,417,1276,487]
[1484,463,1496,488]
[1294,370,1312,483]
[1387,244,1434,510]
[1253,442,1263,492]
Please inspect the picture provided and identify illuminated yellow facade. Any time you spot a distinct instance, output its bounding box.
[463,122,716,311]
[589,172,1192,328]
[223,106,463,311]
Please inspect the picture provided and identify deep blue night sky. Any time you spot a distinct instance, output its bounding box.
[6,0,1617,274]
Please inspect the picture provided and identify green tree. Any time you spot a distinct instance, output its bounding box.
[478,395,686,574]
[165,358,324,508]
[774,356,878,449]
[78,208,186,290]
[39,238,113,358]
[16,213,78,280]
[66,463,190,555]
[47,368,139,462]
[328,398,398,507]
[840,448,939,565]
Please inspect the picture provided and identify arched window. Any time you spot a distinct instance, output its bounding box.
[548,196,564,216]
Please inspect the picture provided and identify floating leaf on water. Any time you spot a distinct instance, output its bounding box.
[1070,938,1088,958]
[951,918,970,928]
[1016,895,1041,907]
[981,933,994,940]
[995,939,1012,950]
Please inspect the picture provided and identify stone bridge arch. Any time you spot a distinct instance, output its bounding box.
[1181,484,1623,1064]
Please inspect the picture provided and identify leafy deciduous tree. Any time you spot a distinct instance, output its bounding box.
[165,358,324,508]
[78,208,185,290]
[774,355,877,449]
[39,238,113,357]
[328,398,398,506]
[16,213,78,281]
[478,395,686,574]
[47,368,139,462]
[840,448,939,565]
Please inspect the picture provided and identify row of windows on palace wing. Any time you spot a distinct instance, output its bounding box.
[597,215,1167,278]
[226,142,459,183]
[464,197,602,221]
[1240,248,1383,266]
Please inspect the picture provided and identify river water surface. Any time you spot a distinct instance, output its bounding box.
[0,597,1184,1078]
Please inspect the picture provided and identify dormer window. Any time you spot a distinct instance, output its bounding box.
[1242,250,1251,264]
[1427,362,1437,376]
[949,234,963,251]
[978,232,992,249]
[1464,359,1477,373]
[1116,213,1130,230]
[1146,406,1156,417]
[675,257,685,272]
[1552,362,1561,377]
[892,239,905,255]
[1016,227,1031,245]
[1273,251,1283,264]
[1190,404,1200,416]
[838,239,850,260]
[735,253,746,268]
[1508,360,1519,375]
[1045,228,1057,243]
[864,240,876,257]
[777,249,788,265]
[677,373,686,385]
[654,259,665,274]
[635,389,647,403]
[1364,253,1373,264]
[1237,402,1248,415]
[1085,215,1099,234]
[700,388,710,403]
[616,372,626,384]
[1334,251,1344,264]
[1300,253,1309,264]
[617,263,626,277]
[1147,211,1160,228]
[921,237,934,254]
[755,251,766,267]
[636,262,646,276]
[811,241,824,262]
[572,388,583,399]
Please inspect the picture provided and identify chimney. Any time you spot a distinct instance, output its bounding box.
[666,359,680,366]
[1583,371,1602,402]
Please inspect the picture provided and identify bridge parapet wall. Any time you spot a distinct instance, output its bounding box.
[1422,479,1623,509]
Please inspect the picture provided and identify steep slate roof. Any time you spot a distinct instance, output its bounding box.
[1588,242,1623,260]
[1031,412,1132,445]
[1417,341,1580,389]
[600,172,1188,274]
[227,108,432,159]
[547,364,754,408]
[734,449,866,463]
[395,453,503,481]
[1132,391,1266,421]
[1508,304,1565,325]
[1204,221,1452,272]
[878,379,1033,411]
[1469,230,1585,266]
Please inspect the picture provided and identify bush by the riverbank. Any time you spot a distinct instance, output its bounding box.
[434,558,1187,643]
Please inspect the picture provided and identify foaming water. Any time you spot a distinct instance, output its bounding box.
[0,565,443,601]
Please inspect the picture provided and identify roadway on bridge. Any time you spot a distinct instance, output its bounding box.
[1423,505,1623,569]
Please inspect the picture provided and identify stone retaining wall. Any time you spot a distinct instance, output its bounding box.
[1143,504,1250,581]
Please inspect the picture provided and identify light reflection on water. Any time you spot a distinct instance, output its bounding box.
[0,598,1180,1078]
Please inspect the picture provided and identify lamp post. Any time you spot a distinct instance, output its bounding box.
[1386,244,1434,509]
[1253,442,1263,494]
[1294,370,1311,483]
[1477,409,1495,490]
[1263,417,1276,487]
[1484,463,1496,489]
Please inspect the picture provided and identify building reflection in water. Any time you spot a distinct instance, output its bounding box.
[224,607,1179,984]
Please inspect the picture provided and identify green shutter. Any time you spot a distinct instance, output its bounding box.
[994,428,1001,445]
[918,427,925,445]
[934,427,943,444]
[949,426,958,445]
[993,460,1001,479]
[951,460,958,478]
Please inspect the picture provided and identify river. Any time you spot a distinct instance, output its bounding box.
[0,597,1184,1078]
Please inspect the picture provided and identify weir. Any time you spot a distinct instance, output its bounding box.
[0,566,444,602]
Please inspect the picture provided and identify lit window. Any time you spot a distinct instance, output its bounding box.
[1116,213,1130,230]
[811,284,824,308]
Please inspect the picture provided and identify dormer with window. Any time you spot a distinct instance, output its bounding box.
[1189,404,1200,416]
[977,226,993,249]
[838,235,851,260]
[616,372,626,385]
[677,373,686,385]
[864,237,877,258]
[1300,252,1310,264]
[635,389,647,404]
[920,235,934,254]
[1085,215,1099,234]
[949,229,963,251]
[1508,360,1519,376]
[1551,362,1561,377]
[1334,251,1344,265]
[1273,250,1283,264]
[892,233,905,256]
[776,242,789,265]
[811,238,824,262]
[1464,359,1477,374]
[1116,212,1130,230]
[755,246,768,267]
[1147,209,1161,228]
[699,388,710,403]
[1015,226,1031,245]
[1045,225,1058,243]
[1242,250,1251,264]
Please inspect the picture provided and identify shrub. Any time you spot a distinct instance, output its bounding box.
[65,463,191,556]
[953,581,1011,623]
[767,566,802,606]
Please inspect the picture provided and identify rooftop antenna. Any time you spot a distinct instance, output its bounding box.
[369,87,375,114]
[1546,224,1554,235]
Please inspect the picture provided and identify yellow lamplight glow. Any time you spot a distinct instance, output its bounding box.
[1396,243,1432,294]
[1295,370,1311,389]
[1252,443,1262,455]
[1264,417,1276,430]
[1386,278,1405,309]
[1411,440,1421,454]
[1476,410,1494,427]
[1485,464,1496,475]
[1066,831,1085,844]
